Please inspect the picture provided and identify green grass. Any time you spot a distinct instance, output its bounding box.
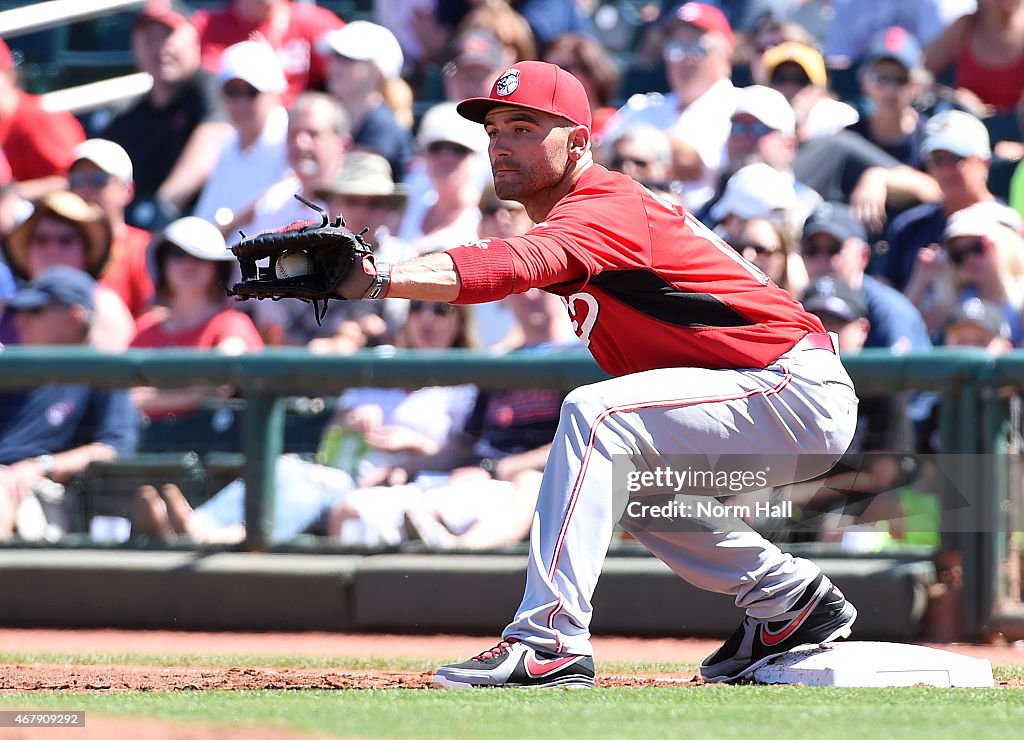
[1,686,1023,739]
[1,651,1022,738]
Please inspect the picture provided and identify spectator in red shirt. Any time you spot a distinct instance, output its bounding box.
[0,38,85,201]
[130,216,263,419]
[192,0,345,107]
[68,140,156,319]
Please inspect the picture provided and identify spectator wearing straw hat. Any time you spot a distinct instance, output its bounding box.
[253,151,413,351]
[192,40,291,237]
[0,38,85,201]
[69,139,155,319]
[3,192,135,351]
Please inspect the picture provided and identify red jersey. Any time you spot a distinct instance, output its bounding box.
[100,224,155,319]
[449,165,823,375]
[192,1,345,106]
[0,90,85,181]
[132,307,264,351]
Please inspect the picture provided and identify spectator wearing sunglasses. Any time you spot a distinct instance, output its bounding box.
[132,297,478,546]
[847,28,931,170]
[801,202,931,353]
[399,103,489,256]
[735,215,806,296]
[600,3,737,211]
[906,203,1024,343]
[597,124,680,206]
[130,217,262,421]
[704,84,822,233]
[761,41,859,141]
[3,191,135,351]
[880,110,1022,293]
[192,41,290,240]
[69,140,155,320]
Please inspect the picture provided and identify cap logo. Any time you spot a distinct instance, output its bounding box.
[679,4,701,23]
[496,68,520,97]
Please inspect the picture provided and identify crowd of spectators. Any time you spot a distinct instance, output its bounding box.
[3,0,1024,549]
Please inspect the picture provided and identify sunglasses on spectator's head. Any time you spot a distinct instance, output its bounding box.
[223,83,260,100]
[663,39,712,63]
[410,300,455,316]
[730,120,775,138]
[947,239,986,265]
[69,171,113,189]
[427,141,473,157]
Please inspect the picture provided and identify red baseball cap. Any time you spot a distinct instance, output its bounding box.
[134,0,191,30]
[457,61,592,129]
[674,2,734,48]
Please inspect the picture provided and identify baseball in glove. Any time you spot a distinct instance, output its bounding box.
[227,194,375,324]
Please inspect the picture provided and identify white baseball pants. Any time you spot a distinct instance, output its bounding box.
[502,337,859,656]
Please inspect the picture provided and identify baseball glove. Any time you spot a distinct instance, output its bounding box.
[227,194,374,324]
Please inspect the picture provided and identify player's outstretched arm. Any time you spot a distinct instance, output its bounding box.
[336,251,462,302]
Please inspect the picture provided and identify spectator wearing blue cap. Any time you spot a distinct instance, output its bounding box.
[943,296,1014,355]
[847,27,931,169]
[0,266,138,541]
[801,202,932,353]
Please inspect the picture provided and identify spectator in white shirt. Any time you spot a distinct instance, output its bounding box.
[193,40,290,236]
[600,3,738,211]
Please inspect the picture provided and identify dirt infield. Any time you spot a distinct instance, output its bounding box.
[1,629,1022,738]
[1,628,1022,692]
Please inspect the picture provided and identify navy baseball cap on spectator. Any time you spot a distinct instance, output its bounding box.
[945,297,1010,340]
[865,26,923,72]
[6,266,96,313]
[800,276,867,323]
[802,202,867,243]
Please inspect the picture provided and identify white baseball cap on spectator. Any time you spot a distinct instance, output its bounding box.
[732,85,796,137]
[710,163,797,222]
[72,139,134,181]
[921,110,991,160]
[416,102,489,155]
[217,40,287,94]
[942,201,1024,242]
[318,21,404,81]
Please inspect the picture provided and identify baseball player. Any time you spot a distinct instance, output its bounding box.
[333,61,860,687]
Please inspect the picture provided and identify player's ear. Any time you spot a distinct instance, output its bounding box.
[567,125,591,160]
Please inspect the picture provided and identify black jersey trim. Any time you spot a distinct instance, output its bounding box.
[588,270,754,328]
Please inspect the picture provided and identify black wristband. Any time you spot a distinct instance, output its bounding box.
[362,261,391,299]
